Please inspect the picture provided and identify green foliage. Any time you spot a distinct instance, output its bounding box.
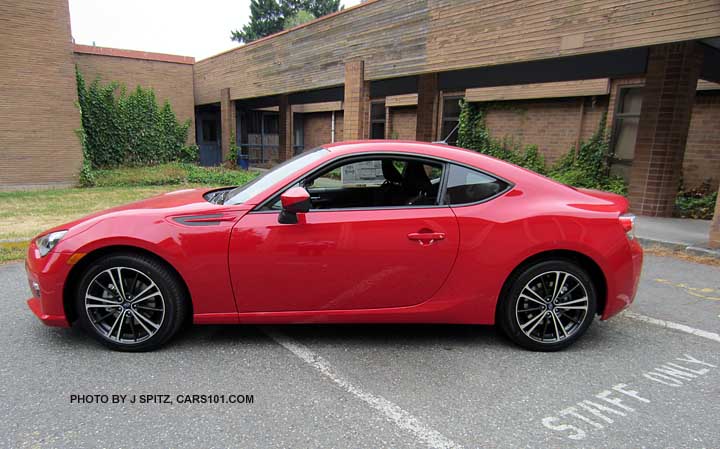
[456,99,628,195]
[91,163,259,188]
[231,0,341,43]
[227,131,240,167]
[675,182,718,219]
[284,9,315,29]
[456,100,547,175]
[549,114,627,195]
[179,145,200,164]
[76,67,191,169]
[75,126,96,187]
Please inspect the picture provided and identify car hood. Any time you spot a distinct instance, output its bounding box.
[36,188,245,238]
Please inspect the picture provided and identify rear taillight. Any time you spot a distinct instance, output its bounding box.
[619,213,636,240]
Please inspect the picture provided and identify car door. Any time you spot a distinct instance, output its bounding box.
[228,156,460,313]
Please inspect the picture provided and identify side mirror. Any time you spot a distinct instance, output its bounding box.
[278,187,311,224]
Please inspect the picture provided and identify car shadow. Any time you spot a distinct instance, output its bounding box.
[35,318,614,354]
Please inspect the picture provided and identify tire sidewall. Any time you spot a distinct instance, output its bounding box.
[75,254,184,352]
[500,260,597,351]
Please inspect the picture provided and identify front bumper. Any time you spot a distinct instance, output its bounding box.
[25,242,72,328]
[27,297,69,327]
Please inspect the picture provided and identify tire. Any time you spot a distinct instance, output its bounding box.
[498,259,597,351]
[75,252,189,352]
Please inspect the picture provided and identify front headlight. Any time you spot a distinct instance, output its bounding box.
[35,231,67,257]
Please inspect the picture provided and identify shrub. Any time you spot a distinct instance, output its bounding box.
[90,163,259,188]
[675,182,718,219]
[76,68,191,169]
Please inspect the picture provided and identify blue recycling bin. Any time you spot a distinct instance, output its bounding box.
[238,154,250,170]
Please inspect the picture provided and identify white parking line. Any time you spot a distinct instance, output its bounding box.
[264,328,463,449]
[624,311,720,343]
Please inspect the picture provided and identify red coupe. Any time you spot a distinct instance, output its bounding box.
[26,141,643,351]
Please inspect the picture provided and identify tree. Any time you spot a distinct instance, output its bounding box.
[231,0,284,44]
[231,0,342,43]
[284,10,315,30]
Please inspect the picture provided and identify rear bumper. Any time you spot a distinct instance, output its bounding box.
[601,238,643,320]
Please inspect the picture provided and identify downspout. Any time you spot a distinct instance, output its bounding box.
[331,110,336,143]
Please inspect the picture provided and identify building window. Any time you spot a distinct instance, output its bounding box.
[610,86,643,182]
[440,95,463,145]
[369,101,386,139]
[201,119,218,142]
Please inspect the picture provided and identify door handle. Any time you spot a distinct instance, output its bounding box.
[407,232,445,246]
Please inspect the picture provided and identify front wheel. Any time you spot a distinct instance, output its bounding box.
[75,253,189,351]
[498,260,597,351]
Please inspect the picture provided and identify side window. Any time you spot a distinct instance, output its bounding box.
[444,164,509,205]
[265,157,444,210]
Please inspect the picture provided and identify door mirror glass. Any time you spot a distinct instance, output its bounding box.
[279,187,311,224]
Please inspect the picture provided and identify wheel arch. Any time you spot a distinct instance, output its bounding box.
[62,245,193,324]
[496,249,608,322]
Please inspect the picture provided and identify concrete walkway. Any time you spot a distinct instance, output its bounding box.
[635,216,719,258]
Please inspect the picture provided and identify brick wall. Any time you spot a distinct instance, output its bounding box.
[388,107,417,140]
[302,112,344,150]
[1,0,82,188]
[483,97,607,166]
[343,60,367,141]
[74,49,195,144]
[683,92,720,190]
[628,43,704,217]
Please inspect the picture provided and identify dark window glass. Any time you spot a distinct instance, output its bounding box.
[201,120,218,142]
[610,87,642,182]
[440,96,463,145]
[444,164,508,205]
[370,102,386,139]
[263,113,279,134]
[371,122,385,139]
[370,102,386,120]
[443,97,461,119]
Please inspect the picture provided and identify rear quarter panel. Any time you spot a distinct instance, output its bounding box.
[433,185,637,324]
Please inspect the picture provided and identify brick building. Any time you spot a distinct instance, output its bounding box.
[1,0,720,245]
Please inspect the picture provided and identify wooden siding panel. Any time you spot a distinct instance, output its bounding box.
[465,79,610,102]
[193,0,720,105]
[386,94,419,107]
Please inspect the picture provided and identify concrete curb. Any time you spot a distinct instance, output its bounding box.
[0,239,30,250]
[638,237,720,260]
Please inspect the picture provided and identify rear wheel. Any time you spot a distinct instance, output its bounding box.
[498,260,597,351]
[75,253,188,351]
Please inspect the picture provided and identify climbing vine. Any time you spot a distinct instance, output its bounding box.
[75,67,194,169]
[456,99,627,195]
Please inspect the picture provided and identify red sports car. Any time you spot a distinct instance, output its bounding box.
[26,141,643,351]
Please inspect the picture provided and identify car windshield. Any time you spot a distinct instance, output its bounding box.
[224,148,329,205]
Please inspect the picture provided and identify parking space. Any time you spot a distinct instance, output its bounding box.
[1,254,718,449]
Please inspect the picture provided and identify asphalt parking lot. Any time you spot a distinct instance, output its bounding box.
[1,254,718,449]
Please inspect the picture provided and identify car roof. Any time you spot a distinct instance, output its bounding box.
[321,140,526,180]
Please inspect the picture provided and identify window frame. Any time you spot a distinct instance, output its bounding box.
[251,151,514,213]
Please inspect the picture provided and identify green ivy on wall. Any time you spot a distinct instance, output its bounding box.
[456,100,547,175]
[456,99,627,195]
[75,67,195,169]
